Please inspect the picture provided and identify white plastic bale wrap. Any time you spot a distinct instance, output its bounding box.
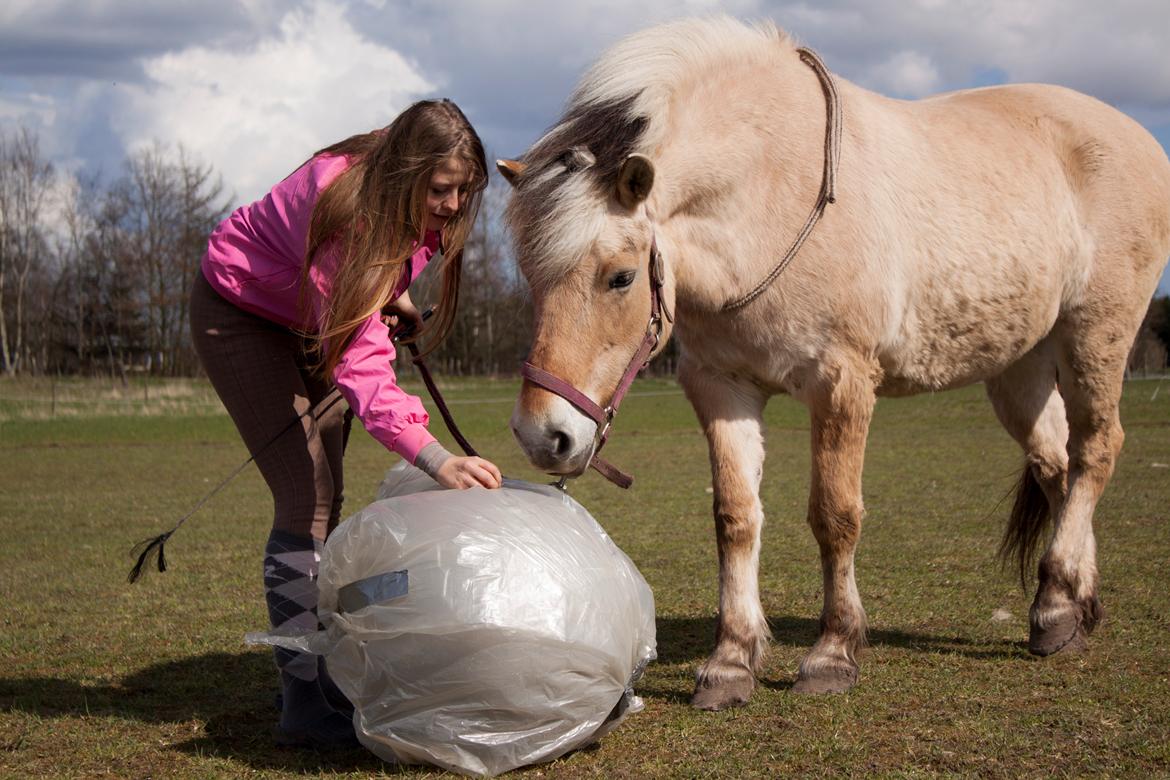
[248,463,656,777]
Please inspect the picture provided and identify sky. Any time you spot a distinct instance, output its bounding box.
[2,0,1168,293]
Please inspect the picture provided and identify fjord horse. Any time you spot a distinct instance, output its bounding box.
[499,17,1170,709]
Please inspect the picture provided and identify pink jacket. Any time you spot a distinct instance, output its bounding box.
[201,154,440,463]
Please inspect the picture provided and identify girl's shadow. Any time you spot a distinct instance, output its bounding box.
[1,651,390,772]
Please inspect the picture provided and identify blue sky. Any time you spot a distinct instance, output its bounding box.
[3,0,1168,293]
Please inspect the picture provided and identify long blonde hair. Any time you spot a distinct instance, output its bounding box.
[300,99,487,377]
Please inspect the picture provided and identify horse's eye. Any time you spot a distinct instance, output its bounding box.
[609,270,636,290]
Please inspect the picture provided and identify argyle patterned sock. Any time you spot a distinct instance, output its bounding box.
[263,529,322,681]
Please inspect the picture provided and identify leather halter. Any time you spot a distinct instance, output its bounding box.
[519,47,838,487]
[521,237,671,489]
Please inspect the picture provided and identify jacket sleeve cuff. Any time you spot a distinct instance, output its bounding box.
[396,424,439,465]
[413,441,455,480]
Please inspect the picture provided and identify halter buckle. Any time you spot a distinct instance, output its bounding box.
[598,406,615,442]
[650,241,665,286]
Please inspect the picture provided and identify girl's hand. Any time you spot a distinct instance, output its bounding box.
[382,291,424,338]
[435,456,503,490]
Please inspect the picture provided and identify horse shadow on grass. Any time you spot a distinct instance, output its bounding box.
[642,615,1025,703]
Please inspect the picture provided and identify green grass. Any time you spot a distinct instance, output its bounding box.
[2,374,1168,778]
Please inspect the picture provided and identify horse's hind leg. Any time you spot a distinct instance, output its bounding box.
[793,355,876,694]
[1022,307,1139,655]
[682,364,770,711]
[984,339,1078,652]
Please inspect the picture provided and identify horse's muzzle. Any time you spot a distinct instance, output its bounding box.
[510,399,597,476]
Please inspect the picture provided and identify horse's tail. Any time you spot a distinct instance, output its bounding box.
[998,463,1051,588]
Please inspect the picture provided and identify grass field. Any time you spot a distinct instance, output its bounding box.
[2,374,1168,778]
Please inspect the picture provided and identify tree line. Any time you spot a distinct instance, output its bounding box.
[0,124,1163,381]
[0,126,547,381]
[1,127,231,378]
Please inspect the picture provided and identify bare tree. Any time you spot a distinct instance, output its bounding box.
[103,143,229,375]
[0,126,55,375]
[51,171,104,373]
[85,177,140,382]
[125,142,181,373]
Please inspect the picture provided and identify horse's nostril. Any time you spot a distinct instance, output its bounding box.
[552,430,572,457]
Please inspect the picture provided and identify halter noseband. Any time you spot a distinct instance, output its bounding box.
[521,237,671,489]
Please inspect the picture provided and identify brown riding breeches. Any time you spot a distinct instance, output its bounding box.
[189,271,352,542]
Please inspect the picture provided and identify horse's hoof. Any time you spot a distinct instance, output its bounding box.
[1028,613,1089,657]
[792,664,857,694]
[691,674,755,711]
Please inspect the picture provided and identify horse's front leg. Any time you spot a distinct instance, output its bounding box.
[793,358,876,693]
[681,364,771,711]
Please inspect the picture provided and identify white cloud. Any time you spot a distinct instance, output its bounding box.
[0,89,90,173]
[767,0,1170,114]
[0,92,56,127]
[111,0,434,205]
[867,50,940,97]
[3,0,1169,210]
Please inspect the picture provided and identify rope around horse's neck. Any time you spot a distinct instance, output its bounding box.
[721,47,842,312]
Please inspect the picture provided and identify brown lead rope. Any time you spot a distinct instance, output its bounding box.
[127,325,478,583]
[721,46,842,312]
[127,389,346,583]
[404,341,478,458]
[399,307,477,457]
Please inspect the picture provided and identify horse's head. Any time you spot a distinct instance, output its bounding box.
[499,147,673,477]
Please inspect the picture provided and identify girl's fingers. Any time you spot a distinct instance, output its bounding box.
[468,465,495,489]
[467,459,501,489]
[483,461,502,486]
[441,456,503,490]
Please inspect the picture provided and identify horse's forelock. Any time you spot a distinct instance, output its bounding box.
[524,98,647,189]
[507,16,789,287]
[507,176,611,292]
[507,96,648,288]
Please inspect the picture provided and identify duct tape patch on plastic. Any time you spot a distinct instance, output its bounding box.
[337,570,408,613]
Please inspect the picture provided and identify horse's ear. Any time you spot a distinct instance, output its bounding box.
[617,154,654,209]
[496,159,527,187]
